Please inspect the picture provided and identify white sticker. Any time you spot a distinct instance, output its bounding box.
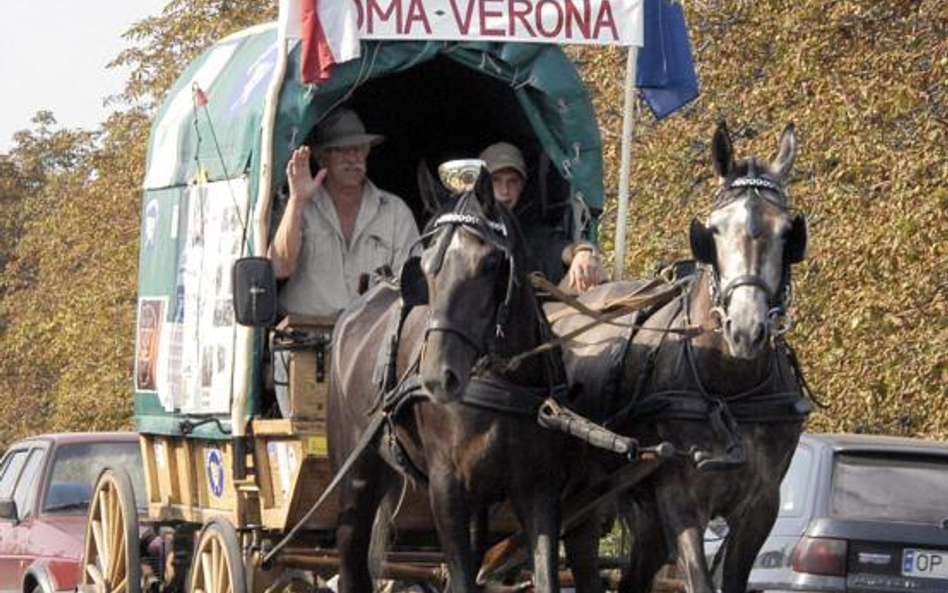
[154,441,166,468]
[170,203,179,239]
[276,443,291,498]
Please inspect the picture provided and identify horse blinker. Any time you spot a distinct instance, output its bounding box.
[690,218,716,265]
[785,214,807,265]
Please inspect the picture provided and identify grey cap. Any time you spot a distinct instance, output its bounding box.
[312,108,385,152]
[479,142,527,179]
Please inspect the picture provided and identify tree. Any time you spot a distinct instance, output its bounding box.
[0,0,275,447]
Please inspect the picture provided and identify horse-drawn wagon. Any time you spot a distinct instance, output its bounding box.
[77,2,668,591]
[78,2,814,592]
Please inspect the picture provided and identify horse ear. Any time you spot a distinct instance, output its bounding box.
[474,166,495,211]
[712,121,734,179]
[416,159,451,216]
[785,214,807,264]
[772,123,796,181]
[690,218,716,264]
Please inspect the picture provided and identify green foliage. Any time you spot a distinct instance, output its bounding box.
[581,0,948,438]
[0,0,273,448]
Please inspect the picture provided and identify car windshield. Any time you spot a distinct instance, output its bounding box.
[43,442,146,514]
[831,453,948,524]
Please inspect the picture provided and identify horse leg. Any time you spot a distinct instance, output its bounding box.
[719,493,780,593]
[429,469,478,593]
[510,471,562,593]
[654,487,715,593]
[617,495,669,593]
[470,507,490,571]
[563,514,603,593]
[336,453,390,593]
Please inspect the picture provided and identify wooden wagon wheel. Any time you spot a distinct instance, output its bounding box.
[81,467,142,593]
[188,519,247,593]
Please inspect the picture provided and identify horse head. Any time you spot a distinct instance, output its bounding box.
[690,121,808,359]
[419,169,522,403]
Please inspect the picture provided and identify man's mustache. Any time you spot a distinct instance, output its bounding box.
[340,163,366,173]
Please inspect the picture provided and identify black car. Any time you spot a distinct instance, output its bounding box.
[705,433,948,592]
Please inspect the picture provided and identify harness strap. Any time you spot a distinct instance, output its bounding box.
[720,274,774,307]
[783,340,826,408]
[425,317,487,356]
[461,375,549,416]
[504,276,700,373]
[623,391,811,423]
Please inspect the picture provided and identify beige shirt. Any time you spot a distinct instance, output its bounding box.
[278,180,419,317]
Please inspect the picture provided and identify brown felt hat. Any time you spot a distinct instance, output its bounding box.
[312,108,384,152]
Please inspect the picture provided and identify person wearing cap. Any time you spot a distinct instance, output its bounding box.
[479,142,606,293]
[269,107,419,317]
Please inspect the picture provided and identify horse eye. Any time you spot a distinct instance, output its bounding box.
[482,252,503,272]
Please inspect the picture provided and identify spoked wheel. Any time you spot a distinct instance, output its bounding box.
[189,519,247,593]
[81,467,142,593]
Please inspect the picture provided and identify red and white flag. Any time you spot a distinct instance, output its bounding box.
[278,0,361,84]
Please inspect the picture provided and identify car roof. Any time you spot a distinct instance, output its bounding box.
[802,432,948,457]
[7,432,139,448]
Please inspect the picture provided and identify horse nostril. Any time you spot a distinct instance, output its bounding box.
[442,368,461,396]
[725,319,737,342]
[752,322,766,346]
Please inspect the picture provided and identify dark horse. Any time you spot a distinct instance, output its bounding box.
[616,122,811,593]
[555,122,811,593]
[328,172,569,592]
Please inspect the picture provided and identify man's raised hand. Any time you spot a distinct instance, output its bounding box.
[287,146,327,204]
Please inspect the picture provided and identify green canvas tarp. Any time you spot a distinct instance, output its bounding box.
[143,23,604,212]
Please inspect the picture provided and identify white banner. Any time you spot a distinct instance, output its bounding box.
[352,0,643,46]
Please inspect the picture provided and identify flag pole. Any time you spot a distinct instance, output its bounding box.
[613,46,638,280]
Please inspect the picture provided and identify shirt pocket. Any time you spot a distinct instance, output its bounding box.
[364,232,394,272]
[301,224,335,276]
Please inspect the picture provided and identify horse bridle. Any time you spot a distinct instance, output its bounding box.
[420,206,518,357]
[705,176,795,333]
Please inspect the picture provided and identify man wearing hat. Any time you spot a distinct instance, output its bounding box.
[479,141,606,292]
[270,107,419,317]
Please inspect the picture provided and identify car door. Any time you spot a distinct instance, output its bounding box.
[0,447,31,593]
[8,447,47,588]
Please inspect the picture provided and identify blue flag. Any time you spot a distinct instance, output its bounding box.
[636,0,700,120]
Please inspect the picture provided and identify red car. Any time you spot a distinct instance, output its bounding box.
[0,433,144,593]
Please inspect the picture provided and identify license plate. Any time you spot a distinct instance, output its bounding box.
[902,549,948,578]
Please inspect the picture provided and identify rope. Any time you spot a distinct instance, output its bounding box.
[501,275,711,373]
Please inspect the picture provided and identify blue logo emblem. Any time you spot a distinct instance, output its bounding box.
[206,448,225,497]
